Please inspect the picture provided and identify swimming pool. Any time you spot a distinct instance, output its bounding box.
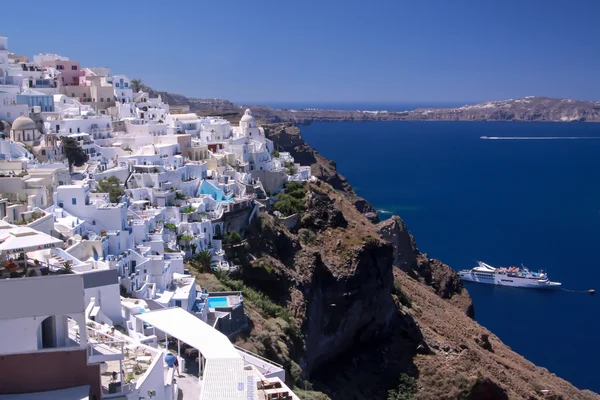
[208,297,228,308]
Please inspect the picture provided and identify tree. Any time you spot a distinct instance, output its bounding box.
[194,250,213,273]
[274,194,305,216]
[61,136,88,173]
[58,262,74,275]
[131,79,143,92]
[96,176,125,203]
[222,231,242,245]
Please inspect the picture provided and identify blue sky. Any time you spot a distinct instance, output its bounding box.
[2,0,599,103]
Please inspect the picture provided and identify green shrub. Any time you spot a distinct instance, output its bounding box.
[253,259,274,274]
[393,280,412,308]
[272,150,280,158]
[274,194,305,217]
[298,228,316,244]
[387,374,417,400]
[294,390,332,400]
[96,176,125,203]
[164,223,177,230]
[180,206,194,214]
[222,231,242,245]
[288,188,307,199]
[213,271,302,340]
[284,182,304,193]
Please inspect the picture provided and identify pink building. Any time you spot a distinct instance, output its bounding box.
[40,59,83,86]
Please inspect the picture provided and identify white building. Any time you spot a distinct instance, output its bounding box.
[54,184,132,255]
[111,74,133,104]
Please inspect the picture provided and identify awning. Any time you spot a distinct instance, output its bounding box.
[136,307,252,399]
[0,227,64,255]
[136,307,240,359]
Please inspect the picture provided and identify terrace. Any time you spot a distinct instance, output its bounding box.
[83,320,165,397]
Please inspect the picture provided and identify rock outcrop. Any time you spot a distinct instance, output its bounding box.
[378,216,474,317]
[265,123,379,222]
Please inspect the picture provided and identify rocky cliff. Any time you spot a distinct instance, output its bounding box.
[223,123,598,400]
[378,216,474,318]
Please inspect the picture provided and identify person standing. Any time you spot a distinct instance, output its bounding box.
[173,357,180,377]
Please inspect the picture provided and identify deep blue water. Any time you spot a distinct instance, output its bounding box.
[301,121,600,393]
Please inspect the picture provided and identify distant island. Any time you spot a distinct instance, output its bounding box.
[146,88,600,123]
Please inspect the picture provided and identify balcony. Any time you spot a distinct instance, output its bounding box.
[69,322,124,364]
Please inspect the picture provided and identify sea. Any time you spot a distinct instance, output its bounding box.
[299,119,600,393]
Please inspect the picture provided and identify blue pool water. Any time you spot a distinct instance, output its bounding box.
[208,297,229,308]
[301,121,600,392]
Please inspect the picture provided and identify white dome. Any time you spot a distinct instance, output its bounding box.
[240,109,254,123]
[11,115,36,131]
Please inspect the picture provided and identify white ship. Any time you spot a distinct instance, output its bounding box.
[459,261,561,289]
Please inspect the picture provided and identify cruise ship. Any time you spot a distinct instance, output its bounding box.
[459,261,561,289]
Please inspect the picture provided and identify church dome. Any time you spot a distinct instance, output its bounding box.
[240,109,254,123]
[11,115,36,131]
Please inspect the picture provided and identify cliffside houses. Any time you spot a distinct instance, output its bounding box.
[0,34,306,399]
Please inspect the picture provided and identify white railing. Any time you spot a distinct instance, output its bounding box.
[86,325,125,363]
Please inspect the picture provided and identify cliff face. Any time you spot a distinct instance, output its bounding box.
[378,216,474,318]
[246,185,398,371]
[231,122,600,400]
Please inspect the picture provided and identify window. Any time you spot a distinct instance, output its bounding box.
[77,128,80,133]
[124,83,128,87]
[69,128,72,133]
[100,98,104,102]
[41,149,46,155]
[71,65,77,70]
[57,65,64,70]
[175,300,182,307]
[72,198,77,205]
[115,83,119,87]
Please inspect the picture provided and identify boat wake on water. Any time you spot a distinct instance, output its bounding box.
[377,209,393,215]
[480,136,600,140]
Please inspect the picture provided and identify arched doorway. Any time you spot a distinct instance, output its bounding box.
[37,315,75,349]
[39,316,58,349]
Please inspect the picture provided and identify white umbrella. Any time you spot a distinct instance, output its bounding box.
[0,227,64,255]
